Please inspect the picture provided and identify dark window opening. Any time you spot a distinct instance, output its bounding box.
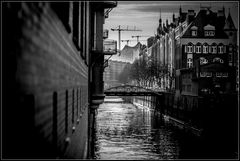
[53,92,58,151]
[72,89,74,124]
[65,90,68,134]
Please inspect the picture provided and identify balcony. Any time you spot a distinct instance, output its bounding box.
[103,39,117,55]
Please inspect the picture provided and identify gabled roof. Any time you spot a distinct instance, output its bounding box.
[204,24,215,30]
[181,8,228,38]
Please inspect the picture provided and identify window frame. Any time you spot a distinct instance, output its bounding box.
[203,44,209,54]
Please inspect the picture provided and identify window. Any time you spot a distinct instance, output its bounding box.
[187,58,193,68]
[187,46,193,53]
[212,46,217,54]
[218,45,224,54]
[73,2,80,50]
[200,57,208,65]
[213,57,224,63]
[196,46,201,53]
[191,26,198,35]
[187,54,193,68]
[204,31,209,36]
[204,24,215,37]
[222,73,228,77]
[216,72,228,77]
[72,89,75,124]
[65,90,68,134]
[229,53,233,63]
[192,30,197,36]
[200,72,212,77]
[187,85,191,92]
[205,30,215,36]
[209,31,215,36]
[203,44,208,53]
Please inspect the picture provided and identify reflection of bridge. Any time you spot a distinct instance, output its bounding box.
[104,85,162,96]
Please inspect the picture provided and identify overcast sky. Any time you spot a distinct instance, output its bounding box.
[104,1,238,50]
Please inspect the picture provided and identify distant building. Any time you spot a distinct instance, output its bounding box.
[109,42,142,63]
[103,60,130,88]
[103,42,143,88]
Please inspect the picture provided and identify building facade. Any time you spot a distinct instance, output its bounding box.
[148,6,238,96]
[103,42,142,88]
[2,2,117,159]
[175,6,238,96]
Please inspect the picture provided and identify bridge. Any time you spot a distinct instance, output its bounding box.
[104,85,163,96]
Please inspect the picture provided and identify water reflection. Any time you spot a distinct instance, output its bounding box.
[93,98,180,160]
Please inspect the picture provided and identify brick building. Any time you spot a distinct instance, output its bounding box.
[148,6,238,96]
[2,2,117,159]
[174,6,238,96]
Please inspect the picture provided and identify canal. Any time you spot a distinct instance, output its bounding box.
[92,96,237,159]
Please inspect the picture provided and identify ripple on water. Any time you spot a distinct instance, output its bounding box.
[94,101,180,160]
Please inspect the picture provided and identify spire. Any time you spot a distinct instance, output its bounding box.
[172,13,175,22]
[179,5,182,14]
[159,8,162,23]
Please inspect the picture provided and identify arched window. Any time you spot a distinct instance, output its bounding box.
[186,43,193,53]
[213,57,224,63]
[187,54,193,68]
[203,43,209,54]
[218,43,224,54]
[211,43,217,54]
[200,57,208,65]
[196,42,202,53]
[191,26,198,36]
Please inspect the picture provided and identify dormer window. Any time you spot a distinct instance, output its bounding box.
[204,24,215,37]
[191,26,198,36]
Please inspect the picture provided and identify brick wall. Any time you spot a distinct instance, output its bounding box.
[3,2,89,159]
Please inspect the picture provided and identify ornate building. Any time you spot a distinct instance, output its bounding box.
[149,6,238,95]
[174,6,238,96]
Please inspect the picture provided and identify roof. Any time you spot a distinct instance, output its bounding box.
[224,12,237,30]
[181,8,228,39]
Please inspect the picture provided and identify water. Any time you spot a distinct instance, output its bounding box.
[93,97,238,160]
[93,97,181,160]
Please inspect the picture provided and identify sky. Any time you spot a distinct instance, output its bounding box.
[104,1,239,50]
